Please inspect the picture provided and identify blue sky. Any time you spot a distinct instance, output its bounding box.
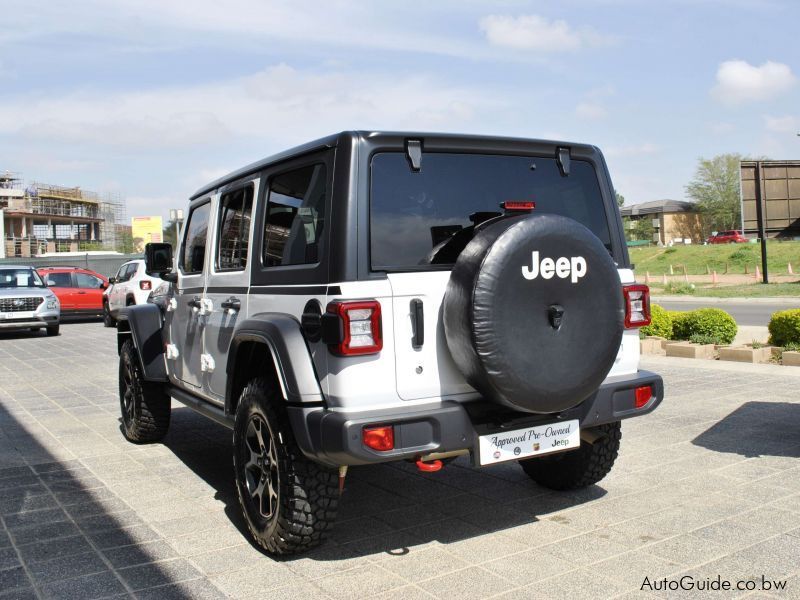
[1,0,798,223]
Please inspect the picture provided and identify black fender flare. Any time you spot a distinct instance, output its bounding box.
[116,304,167,382]
[226,314,325,413]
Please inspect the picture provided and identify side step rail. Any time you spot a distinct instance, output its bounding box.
[167,385,234,429]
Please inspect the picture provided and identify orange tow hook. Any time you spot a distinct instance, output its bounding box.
[415,458,443,473]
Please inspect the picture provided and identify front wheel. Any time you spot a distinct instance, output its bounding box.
[519,421,621,490]
[118,339,170,443]
[233,378,338,555]
[46,324,60,336]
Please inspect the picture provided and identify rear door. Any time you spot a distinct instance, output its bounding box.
[44,271,77,310]
[369,151,620,401]
[171,198,212,389]
[203,181,256,401]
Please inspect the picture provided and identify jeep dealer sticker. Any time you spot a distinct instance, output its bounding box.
[522,251,587,283]
[478,419,580,466]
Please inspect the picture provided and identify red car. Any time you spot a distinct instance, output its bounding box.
[707,230,748,244]
[37,267,109,316]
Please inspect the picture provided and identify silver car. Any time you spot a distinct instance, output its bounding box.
[0,266,61,336]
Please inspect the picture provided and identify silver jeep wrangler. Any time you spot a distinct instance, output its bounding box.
[117,131,664,555]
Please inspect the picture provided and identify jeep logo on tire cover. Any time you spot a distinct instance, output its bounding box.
[522,251,587,283]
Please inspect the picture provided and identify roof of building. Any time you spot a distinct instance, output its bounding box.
[620,199,697,216]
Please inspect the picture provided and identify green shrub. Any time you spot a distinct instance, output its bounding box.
[689,333,723,345]
[669,308,737,345]
[669,311,692,340]
[728,246,756,263]
[768,309,800,347]
[640,303,672,338]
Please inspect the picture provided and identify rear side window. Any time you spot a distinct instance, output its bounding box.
[370,153,612,270]
[182,202,211,274]
[217,186,254,271]
[76,273,103,288]
[46,272,73,287]
[262,164,327,267]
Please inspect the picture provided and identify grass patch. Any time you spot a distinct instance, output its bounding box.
[630,240,800,275]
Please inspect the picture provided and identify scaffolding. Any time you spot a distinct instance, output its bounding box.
[1,172,127,256]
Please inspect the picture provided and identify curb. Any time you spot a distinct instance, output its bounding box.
[641,354,800,377]
[653,295,800,305]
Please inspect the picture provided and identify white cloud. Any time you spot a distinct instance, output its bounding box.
[0,63,504,151]
[575,102,607,120]
[764,115,799,134]
[711,60,796,105]
[479,14,612,52]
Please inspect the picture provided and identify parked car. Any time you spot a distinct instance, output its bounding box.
[117,131,663,555]
[103,259,163,327]
[707,230,748,244]
[0,266,60,335]
[37,267,109,317]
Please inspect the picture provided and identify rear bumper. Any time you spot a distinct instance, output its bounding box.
[290,370,664,467]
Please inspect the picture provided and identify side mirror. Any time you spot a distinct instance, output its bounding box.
[144,243,174,277]
[101,282,109,289]
[108,277,116,285]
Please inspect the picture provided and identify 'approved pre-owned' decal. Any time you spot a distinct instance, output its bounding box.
[522,251,587,283]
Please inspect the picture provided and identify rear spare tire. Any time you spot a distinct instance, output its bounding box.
[443,213,624,414]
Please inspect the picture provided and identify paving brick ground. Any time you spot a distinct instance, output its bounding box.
[1,322,799,599]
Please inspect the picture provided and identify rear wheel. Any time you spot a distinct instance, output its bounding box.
[233,377,338,555]
[46,324,60,336]
[103,301,116,327]
[119,339,170,443]
[520,422,621,490]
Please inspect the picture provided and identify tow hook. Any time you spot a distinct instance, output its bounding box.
[415,458,443,473]
[338,465,348,494]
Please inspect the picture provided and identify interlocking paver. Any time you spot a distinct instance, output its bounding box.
[2,324,800,598]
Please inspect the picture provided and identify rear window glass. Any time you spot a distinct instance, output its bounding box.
[370,152,612,270]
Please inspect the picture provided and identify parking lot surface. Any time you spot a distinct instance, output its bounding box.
[1,323,800,599]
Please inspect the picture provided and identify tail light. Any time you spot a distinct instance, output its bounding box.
[362,425,394,451]
[623,284,650,328]
[501,201,536,212]
[325,300,383,356]
[140,280,152,291]
[634,385,653,408]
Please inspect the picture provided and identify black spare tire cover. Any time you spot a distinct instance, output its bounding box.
[443,213,624,414]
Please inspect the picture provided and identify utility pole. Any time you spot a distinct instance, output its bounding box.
[753,162,769,284]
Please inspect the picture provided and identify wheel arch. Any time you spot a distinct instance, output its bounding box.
[116,304,167,382]
[226,314,325,417]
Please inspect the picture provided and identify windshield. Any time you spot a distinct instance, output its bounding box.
[370,152,613,270]
[0,268,46,288]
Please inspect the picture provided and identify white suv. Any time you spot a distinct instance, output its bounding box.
[115,132,664,555]
[103,259,162,326]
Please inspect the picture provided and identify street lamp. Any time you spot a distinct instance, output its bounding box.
[168,208,184,245]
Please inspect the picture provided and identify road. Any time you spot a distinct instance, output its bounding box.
[657,299,797,326]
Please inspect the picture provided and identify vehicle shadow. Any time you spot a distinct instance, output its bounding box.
[692,401,800,458]
[164,406,607,561]
[0,400,200,598]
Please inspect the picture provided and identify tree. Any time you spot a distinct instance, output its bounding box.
[685,153,742,233]
[162,218,181,247]
[616,192,625,207]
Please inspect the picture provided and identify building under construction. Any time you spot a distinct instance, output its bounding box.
[0,171,126,257]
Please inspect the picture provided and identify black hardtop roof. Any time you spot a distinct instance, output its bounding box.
[190,130,600,200]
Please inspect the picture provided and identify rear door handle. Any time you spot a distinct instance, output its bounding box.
[221,297,241,312]
[411,298,424,348]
